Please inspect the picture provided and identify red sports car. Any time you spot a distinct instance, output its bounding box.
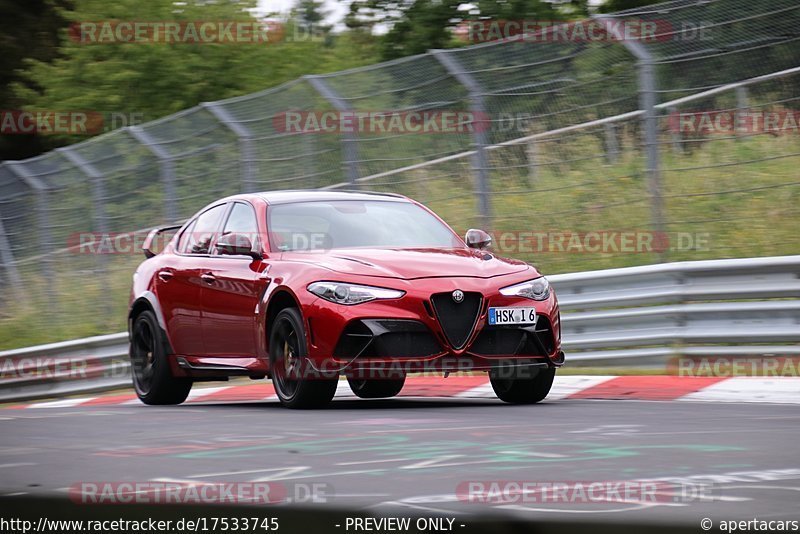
[128,191,564,408]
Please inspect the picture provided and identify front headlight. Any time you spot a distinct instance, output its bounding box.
[499,277,551,301]
[307,281,405,305]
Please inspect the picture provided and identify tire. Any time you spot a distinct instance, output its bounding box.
[489,367,555,404]
[347,376,406,399]
[130,310,192,405]
[269,308,337,409]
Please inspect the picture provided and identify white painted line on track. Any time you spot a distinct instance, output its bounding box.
[27,397,95,408]
[366,424,515,434]
[680,377,800,404]
[451,376,620,400]
[335,458,412,466]
[330,493,392,498]
[118,385,235,406]
[189,465,305,479]
[251,468,388,482]
[547,375,617,400]
[454,383,494,398]
[185,386,236,402]
[495,450,567,458]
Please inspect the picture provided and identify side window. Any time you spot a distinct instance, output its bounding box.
[217,202,260,253]
[176,220,197,254]
[183,204,227,255]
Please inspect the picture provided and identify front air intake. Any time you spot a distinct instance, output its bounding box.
[430,292,482,350]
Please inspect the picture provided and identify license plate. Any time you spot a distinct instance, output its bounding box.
[488,307,537,325]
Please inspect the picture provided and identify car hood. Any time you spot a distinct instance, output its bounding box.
[280,247,534,280]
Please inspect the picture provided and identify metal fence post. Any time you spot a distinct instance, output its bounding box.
[526,135,538,186]
[305,75,360,187]
[604,122,620,163]
[5,162,57,303]
[667,106,683,154]
[432,50,493,229]
[202,102,257,193]
[0,207,22,292]
[735,86,749,139]
[0,165,23,294]
[58,148,112,319]
[58,148,109,238]
[302,134,318,189]
[128,126,178,222]
[596,15,665,261]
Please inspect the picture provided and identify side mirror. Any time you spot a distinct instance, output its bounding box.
[217,233,261,260]
[465,229,492,250]
[142,224,182,259]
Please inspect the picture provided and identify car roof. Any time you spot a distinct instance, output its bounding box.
[253,190,409,205]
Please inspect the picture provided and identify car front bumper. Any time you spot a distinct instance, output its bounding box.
[302,276,563,376]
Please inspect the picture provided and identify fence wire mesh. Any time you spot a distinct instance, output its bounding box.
[0,0,799,348]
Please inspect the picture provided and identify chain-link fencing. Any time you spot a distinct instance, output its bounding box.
[0,0,798,347]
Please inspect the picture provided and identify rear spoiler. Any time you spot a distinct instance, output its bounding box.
[142,224,183,259]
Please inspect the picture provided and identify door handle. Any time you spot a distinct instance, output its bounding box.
[200,273,216,284]
[157,270,174,282]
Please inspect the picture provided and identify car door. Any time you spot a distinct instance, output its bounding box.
[155,203,228,356]
[200,201,267,357]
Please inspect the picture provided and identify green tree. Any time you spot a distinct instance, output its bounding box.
[472,0,561,20]
[296,0,326,26]
[0,0,71,160]
[13,0,379,145]
[599,0,666,13]
[348,0,565,60]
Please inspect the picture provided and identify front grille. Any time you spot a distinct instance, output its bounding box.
[471,316,556,356]
[430,291,482,350]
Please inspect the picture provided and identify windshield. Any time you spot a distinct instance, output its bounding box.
[268,200,462,251]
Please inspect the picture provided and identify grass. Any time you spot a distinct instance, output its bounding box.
[1,130,798,351]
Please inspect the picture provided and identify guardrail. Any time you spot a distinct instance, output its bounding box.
[0,333,130,403]
[553,254,800,366]
[1,255,799,402]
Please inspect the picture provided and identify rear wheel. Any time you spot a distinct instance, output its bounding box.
[489,367,555,404]
[269,308,337,409]
[347,376,406,398]
[130,310,192,405]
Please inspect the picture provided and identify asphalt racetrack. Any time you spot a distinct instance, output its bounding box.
[1,393,799,527]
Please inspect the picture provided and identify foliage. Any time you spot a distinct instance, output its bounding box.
[10,0,379,148]
[0,0,72,160]
[347,0,566,60]
[598,0,668,13]
[1,131,798,350]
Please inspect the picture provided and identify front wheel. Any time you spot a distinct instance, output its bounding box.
[347,376,406,398]
[130,310,192,405]
[489,367,555,404]
[269,308,337,409]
